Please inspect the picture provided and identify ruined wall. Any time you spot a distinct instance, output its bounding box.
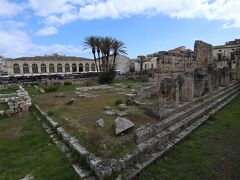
[194,40,213,70]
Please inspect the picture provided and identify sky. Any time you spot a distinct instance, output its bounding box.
[0,0,240,59]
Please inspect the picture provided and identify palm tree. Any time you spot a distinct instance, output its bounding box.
[100,37,113,72]
[137,55,146,71]
[83,36,99,72]
[111,39,127,70]
[95,37,102,71]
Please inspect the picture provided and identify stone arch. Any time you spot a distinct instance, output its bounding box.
[65,63,70,72]
[79,63,83,72]
[57,63,63,73]
[49,63,55,73]
[13,63,20,74]
[85,63,89,72]
[32,64,38,74]
[72,63,77,72]
[23,63,29,74]
[41,64,47,73]
[91,63,95,71]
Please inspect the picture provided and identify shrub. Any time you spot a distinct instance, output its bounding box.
[43,82,61,92]
[114,98,123,106]
[64,81,72,86]
[47,110,54,116]
[98,69,116,84]
[82,79,97,87]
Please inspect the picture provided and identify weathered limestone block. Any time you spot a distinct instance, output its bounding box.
[125,93,138,101]
[66,98,74,105]
[140,86,158,99]
[236,58,240,80]
[204,74,212,94]
[118,103,127,110]
[219,67,230,87]
[179,72,194,102]
[207,64,219,91]
[159,77,179,108]
[96,119,104,127]
[115,117,135,135]
[194,68,206,97]
[135,123,154,144]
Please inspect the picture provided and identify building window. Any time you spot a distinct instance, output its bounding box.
[91,63,95,71]
[13,63,20,74]
[32,64,38,74]
[23,63,29,74]
[41,64,47,73]
[57,63,63,73]
[151,64,153,69]
[79,63,83,72]
[145,64,147,69]
[72,63,77,72]
[218,54,222,61]
[49,64,55,73]
[65,63,70,72]
[85,63,89,72]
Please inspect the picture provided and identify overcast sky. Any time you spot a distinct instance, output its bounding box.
[0,0,240,58]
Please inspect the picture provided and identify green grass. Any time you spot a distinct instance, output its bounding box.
[0,111,79,180]
[24,85,42,96]
[33,83,157,159]
[0,86,18,94]
[140,95,240,180]
[57,84,77,92]
[0,103,8,110]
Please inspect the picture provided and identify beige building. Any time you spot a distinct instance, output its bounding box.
[0,54,133,76]
[1,54,96,76]
[137,40,213,74]
[213,39,240,69]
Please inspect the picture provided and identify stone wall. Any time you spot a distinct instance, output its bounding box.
[194,40,213,70]
[0,86,31,116]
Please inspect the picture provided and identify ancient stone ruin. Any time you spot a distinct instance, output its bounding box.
[0,86,32,117]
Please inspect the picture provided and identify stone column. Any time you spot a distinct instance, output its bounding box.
[159,78,178,108]
[179,72,194,102]
[219,67,230,87]
[236,59,240,80]
[194,68,206,97]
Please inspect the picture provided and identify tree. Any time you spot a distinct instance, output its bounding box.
[111,39,127,70]
[83,36,99,72]
[95,37,102,71]
[101,37,113,72]
[137,55,147,71]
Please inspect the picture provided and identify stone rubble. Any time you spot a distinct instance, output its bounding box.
[115,117,135,135]
[66,98,74,105]
[0,86,32,116]
[96,119,104,127]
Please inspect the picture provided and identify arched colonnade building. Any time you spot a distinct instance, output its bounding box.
[4,55,97,76]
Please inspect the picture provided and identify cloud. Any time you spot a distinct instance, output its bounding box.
[0,0,23,17]
[26,0,240,28]
[0,27,85,58]
[35,26,58,36]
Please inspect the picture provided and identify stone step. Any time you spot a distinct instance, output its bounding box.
[73,163,91,179]
[124,90,239,179]
[149,82,239,119]
[37,115,94,179]
[135,82,240,143]
[130,85,240,167]
[167,87,240,139]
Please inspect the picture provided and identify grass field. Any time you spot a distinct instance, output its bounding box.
[0,111,78,180]
[0,86,18,94]
[32,81,156,159]
[140,95,240,179]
